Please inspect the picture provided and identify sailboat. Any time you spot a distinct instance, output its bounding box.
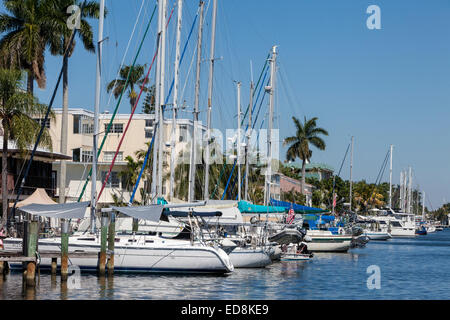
[5,0,234,275]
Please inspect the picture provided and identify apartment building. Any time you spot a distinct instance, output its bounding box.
[49,108,203,205]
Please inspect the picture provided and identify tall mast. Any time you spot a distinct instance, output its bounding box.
[422,191,425,220]
[151,0,164,202]
[264,46,277,206]
[169,0,183,201]
[203,0,218,200]
[399,171,404,211]
[349,136,354,212]
[389,144,393,209]
[237,82,242,202]
[188,1,205,202]
[91,0,105,233]
[157,0,167,197]
[407,166,412,214]
[245,80,254,201]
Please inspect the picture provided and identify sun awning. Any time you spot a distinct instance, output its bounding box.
[111,205,164,222]
[163,210,223,218]
[18,202,91,219]
[270,199,328,214]
[12,188,57,208]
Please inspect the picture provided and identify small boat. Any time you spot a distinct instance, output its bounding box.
[415,226,427,235]
[436,227,443,232]
[364,230,392,241]
[305,230,352,252]
[280,243,313,261]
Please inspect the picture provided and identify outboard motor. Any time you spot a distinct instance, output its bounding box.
[350,235,370,248]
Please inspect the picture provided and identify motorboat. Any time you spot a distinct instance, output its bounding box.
[280,243,313,261]
[304,229,352,252]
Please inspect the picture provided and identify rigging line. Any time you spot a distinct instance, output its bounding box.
[210,65,269,199]
[77,4,157,202]
[105,0,147,110]
[129,125,158,205]
[10,1,89,223]
[165,3,199,106]
[337,143,351,178]
[219,79,269,200]
[97,33,161,205]
[367,149,390,208]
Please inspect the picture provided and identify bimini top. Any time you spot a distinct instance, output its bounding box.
[18,201,90,219]
[270,199,328,214]
[112,205,165,222]
[238,200,286,213]
[112,205,223,222]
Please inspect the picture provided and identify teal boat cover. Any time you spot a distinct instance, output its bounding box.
[270,199,328,214]
[238,201,287,213]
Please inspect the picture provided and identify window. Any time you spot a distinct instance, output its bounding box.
[101,171,120,188]
[145,130,152,139]
[105,123,123,133]
[145,119,154,127]
[179,125,188,142]
[72,148,81,162]
[73,115,80,134]
[33,118,50,129]
[103,151,123,162]
[82,150,93,163]
[82,123,93,134]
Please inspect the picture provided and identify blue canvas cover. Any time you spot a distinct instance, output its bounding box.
[270,199,328,214]
[238,201,286,213]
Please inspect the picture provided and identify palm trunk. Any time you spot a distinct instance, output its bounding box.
[2,121,9,228]
[301,159,306,196]
[59,55,69,204]
[27,70,34,95]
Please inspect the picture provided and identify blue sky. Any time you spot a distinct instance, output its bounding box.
[1,0,450,209]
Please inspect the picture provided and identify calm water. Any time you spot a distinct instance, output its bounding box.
[1,229,450,300]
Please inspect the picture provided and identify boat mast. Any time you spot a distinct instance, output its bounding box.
[349,136,354,212]
[151,0,164,202]
[188,1,205,202]
[237,81,242,201]
[169,0,183,201]
[245,80,254,201]
[157,0,167,197]
[389,144,393,209]
[407,166,412,214]
[204,0,218,200]
[422,191,425,220]
[264,46,277,206]
[91,0,105,233]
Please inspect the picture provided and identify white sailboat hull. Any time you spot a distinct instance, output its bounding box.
[364,231,392,240]
[228,247,272,268]
[4,237,234,274]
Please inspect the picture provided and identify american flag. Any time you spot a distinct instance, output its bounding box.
[287,204,295,224]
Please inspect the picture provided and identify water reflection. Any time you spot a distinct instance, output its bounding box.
[1,230,450,300]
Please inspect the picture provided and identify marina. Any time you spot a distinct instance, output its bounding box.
[0,0,449,304]
[1,230,450,300]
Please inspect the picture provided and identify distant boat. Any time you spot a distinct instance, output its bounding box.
[415,226,427,235]
[280,243,313,261]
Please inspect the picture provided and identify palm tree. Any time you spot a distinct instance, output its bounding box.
[0,69,53,228]
[283,116,328,196]
[0,0,59,94]
[46,0,101,203]
[107,64,148,111]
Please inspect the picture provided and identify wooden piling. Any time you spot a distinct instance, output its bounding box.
[24,220,38,287]
[51,257,57,275]
[98,214,108,275]
[107,212,115,275]
[61,219,69,281]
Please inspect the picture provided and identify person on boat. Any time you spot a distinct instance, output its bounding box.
[297,242,309,254]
